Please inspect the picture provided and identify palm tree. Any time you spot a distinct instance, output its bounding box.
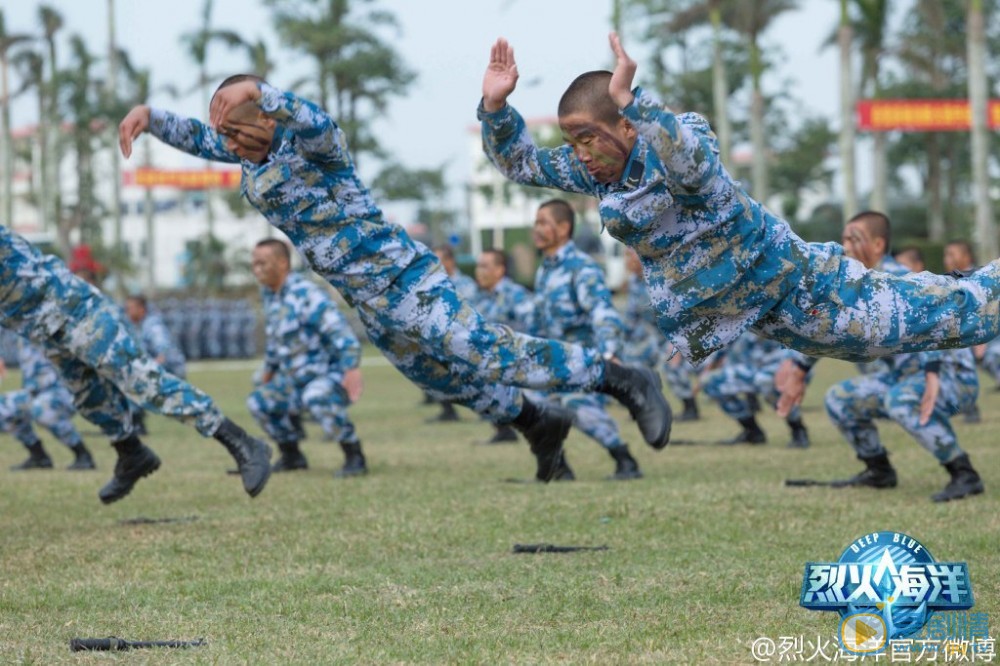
[728,0,799,203]
[851,0,892,214]
[967,0,996,258]
[838,0,858,219]
[38,4,63,233]
[666,0,734,168]
[895,0,966,240]
[265,0,416,164]
[0,10,33,227]
[179,0,245,238]
[11,50,48,240]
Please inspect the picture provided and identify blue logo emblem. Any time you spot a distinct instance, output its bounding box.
[800,531,973,652]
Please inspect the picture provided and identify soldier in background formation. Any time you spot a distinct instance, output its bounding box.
[702,332,811,448]
[247,239,367,477]
[940,240,983,424]
[621,249,699,421]
[473,248,532,443]
[522,199,642,481]
[125,294,188,435]
[0,333,95,471]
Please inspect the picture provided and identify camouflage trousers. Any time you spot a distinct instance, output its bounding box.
[247,372,358,445]
[824,370,978,464]
[0,386,83,449]
[355,253,603,423]
[753,244,1000,361]
[525,390,623,450]
[703,358,804,422]
[662,355,696,401]
[0,231,224,440]
[981,337,1000,387]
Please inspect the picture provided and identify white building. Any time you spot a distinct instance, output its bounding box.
[466,117,626,288]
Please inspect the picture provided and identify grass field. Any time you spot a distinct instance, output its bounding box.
[0,352,997,664]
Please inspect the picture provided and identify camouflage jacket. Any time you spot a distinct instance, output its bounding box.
[481,88,808,363]
[262,272,361,384]
[528,241,624,358]
[475,277,532,331]
[135,312,186,376]
[150,83,421,307]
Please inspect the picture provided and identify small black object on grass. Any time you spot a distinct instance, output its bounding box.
[512,544,610,554]
[118,515,200,526]
[70,637,206,651]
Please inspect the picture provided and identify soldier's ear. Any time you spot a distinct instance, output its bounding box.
[619,117,637,141]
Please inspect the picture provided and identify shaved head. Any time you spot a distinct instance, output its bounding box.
[558,71,620,127]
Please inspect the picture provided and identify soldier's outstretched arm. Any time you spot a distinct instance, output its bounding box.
[119,104,239,163]
[479,38,596,196]
[608,32,720,195]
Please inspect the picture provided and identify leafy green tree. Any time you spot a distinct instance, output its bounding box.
[265,0,415,163]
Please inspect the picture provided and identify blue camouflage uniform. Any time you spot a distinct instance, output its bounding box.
[621,272,696,401]
[703,332,807,422]
[134,310,187,378]
[148,83,606,424]
[449,270,480,303]
[475,276,532,332]
[825,254,978,465]
[0,336,84,451]
[981,336,1000,389]
[524,241,626,450]
[825,349,978,464]
[247,272,361,445]
[479,88,1000,364]
[0,225,225,440]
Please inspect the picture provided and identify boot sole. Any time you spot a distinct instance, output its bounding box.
[98,456,162,505]
[241,442,273,498]
[932,485,985,502]
[636,368,672,450]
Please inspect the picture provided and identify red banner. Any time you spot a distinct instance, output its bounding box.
[857,99,1000,131]
[123,168,242,189]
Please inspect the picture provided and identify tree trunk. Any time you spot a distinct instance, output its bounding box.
[46,40,60,236]
[967,0,996,259]
[0,53,11,226]
[749,42,768,202]
[710,2,731,168]
[870,132,888,214]
[838,2,857,220]
[926,133,945,241]
[36,93,56,244]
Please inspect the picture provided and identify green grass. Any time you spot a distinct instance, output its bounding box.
[0,354,997,664]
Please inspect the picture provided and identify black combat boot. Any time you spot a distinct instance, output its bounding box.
[487,424,519,444]
[598,361,672,449]
[98,435,161,504]
[830,453,898,489]
[335,440,368,478]
[678,397,700,422]
[547,451,575,482]
[607,445,643,481]
[511,398,573,483]
[289,413,307,441]
[272,441,308,472]
[133,410,148,436]
[932,454,984,502]
[786,419,810,449]
[67,443,96,470]
[10,440,53,470]
[721,416,767,445]
[427,401,460,423]
[213,418,272,497]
